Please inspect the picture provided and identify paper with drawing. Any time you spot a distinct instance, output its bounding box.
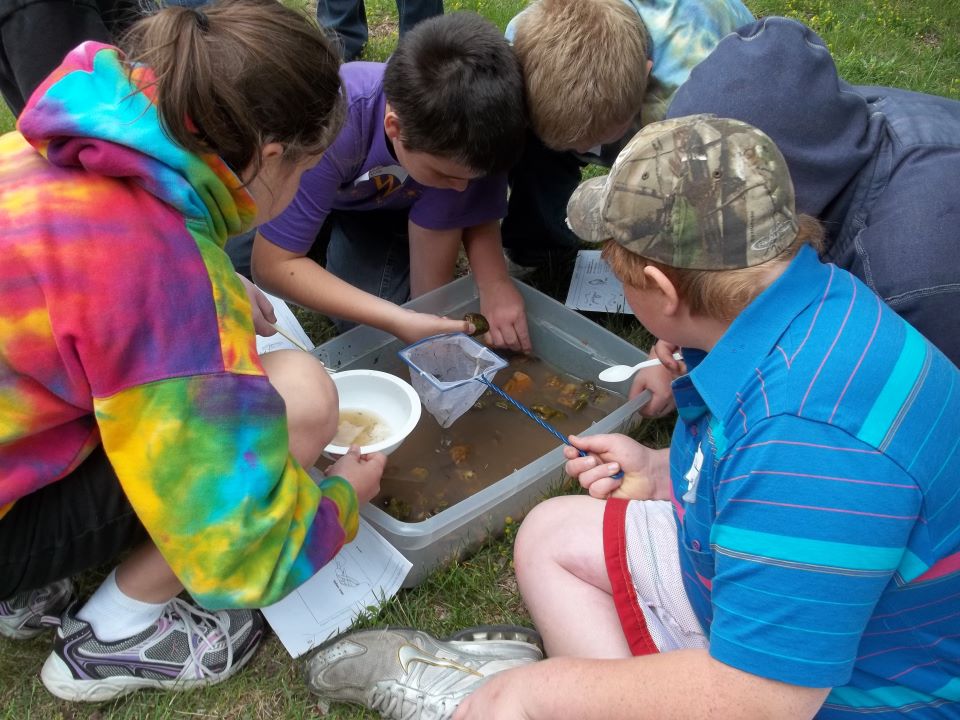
[564,249,626,313]
[261,517,412,658]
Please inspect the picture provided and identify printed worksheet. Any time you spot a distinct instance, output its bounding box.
[255,289,315,355]
[564,249,627,313]
[261,517,412,657]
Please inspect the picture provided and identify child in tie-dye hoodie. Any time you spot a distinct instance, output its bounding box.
[0,0,385,701]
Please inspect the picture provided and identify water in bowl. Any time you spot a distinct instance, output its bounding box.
[374,354,624,522]
[332,408,393,447]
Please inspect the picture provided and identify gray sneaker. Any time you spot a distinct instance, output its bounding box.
[446,624,543,652]
[0,579,74,640]
[40,598,264,702]
[305,627,543,720]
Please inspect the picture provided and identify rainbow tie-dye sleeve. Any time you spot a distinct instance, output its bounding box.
[95,373,358,610]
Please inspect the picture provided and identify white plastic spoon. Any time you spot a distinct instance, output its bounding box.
[598,352,683,383]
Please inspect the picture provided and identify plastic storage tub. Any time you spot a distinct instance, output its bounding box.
[313,277,649,587]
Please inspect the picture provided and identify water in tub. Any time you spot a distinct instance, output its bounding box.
[374,355,625,522]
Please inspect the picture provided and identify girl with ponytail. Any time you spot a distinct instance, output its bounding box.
[0,0,385,701]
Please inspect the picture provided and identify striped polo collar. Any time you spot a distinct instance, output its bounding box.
[673,245,828,425]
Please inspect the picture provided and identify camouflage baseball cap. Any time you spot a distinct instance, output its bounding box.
[566,115,799,270]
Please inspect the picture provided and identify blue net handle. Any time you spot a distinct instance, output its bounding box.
[476,377,624,480]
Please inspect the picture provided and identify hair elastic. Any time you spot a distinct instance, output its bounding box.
[194,8,210,32]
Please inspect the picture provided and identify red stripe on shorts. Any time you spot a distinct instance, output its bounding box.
[604,497,659,656]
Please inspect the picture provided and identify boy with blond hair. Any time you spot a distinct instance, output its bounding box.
[501,0,753,269]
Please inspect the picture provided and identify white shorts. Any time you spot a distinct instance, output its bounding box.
[603,498,708,655]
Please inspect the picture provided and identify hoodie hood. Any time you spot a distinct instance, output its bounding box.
[17,42,256,245]
[667,17,882,217]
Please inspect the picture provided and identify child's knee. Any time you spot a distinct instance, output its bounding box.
[261,350,338,465]
[515,497,576,573]
[515,495,605,587]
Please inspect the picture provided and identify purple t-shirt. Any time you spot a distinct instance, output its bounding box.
[260,62,508,253]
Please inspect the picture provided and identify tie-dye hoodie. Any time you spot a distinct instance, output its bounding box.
[0,42,358,609]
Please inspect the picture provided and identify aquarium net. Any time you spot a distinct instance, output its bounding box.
[398,333,507,428]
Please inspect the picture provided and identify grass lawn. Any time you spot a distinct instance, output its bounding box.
[2,0,958,717]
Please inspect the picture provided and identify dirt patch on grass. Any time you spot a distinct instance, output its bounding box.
[369,16,398,41]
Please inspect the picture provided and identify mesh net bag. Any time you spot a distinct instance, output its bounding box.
[398,333,507,428]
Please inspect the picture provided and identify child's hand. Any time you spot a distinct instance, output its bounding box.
[237,273,278,337]
[479,280,531,352]
[391,310,473,344]
[630,341,685,417]
[325,446,385,504]
[563,433,657,499]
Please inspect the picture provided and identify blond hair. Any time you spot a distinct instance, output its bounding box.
[513,0,649,151]
[602,216,826,321]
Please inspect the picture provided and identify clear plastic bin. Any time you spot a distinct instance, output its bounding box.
[313,277,649,587]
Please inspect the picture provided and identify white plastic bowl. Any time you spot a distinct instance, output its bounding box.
[324,370,422,457]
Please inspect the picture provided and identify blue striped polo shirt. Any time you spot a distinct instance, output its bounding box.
[670,245,960,718]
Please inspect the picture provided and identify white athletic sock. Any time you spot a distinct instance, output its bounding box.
[76,569,168,642]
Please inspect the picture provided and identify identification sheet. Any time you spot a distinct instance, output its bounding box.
[261,516,412,657]
[255,289,315,355]
[564,249,627,314]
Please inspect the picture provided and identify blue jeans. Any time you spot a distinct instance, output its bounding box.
[500,131,584,268]
[317,0,443,61]
[322,208,410,331]
[0,0,146,116]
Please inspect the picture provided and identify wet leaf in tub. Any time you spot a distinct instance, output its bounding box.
[502,371,533,397]
[449,445,470,465]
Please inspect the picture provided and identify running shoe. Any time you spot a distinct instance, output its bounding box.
[40,597,264,702]
[305,626,543,720]
[0,579,74,640]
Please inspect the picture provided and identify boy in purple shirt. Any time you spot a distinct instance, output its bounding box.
[252,13,532,350]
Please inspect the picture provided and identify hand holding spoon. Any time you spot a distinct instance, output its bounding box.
[598,352,683,383]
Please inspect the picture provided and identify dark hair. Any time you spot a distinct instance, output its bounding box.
[383,12,527,175]
[120,0,345,177]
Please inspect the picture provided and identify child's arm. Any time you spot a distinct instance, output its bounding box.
[630,340,685,416]
[407,219,532,351]
[461,220,531,352]
[252,232,471,343]
[563,433,671,500]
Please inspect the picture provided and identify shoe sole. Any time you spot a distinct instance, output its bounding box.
[0,624,45,641]
[446,625,543,652]
[39,634,261,702]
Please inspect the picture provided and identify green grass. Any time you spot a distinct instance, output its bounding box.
[2,0,958,716]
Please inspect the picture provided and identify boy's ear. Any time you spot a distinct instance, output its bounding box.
[645,59,653,80]
[642,265,681,316]
[383,106,402,142]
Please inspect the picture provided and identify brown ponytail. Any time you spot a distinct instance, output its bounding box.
[120,0,344,177]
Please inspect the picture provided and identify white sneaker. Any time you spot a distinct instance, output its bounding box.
[40,598,264,702]
[0,579,73,640]
[305,627,543,720]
